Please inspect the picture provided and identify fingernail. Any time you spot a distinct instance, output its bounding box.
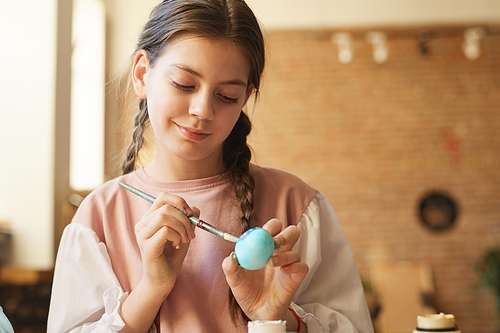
[270,256,279,267]
[274,237,283,249]
[231,252,239,264]
[268,256,275,267]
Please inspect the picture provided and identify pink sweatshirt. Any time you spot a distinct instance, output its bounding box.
[48,165,373,333]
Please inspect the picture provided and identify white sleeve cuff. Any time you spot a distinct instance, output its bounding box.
[290,302,330,333]
[80,286,128,333]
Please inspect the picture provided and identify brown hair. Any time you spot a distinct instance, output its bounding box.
[121,0,265,326]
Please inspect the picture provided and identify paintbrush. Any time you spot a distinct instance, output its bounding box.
[118,181,239,243]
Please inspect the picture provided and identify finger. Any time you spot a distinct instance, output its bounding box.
[140,207,191,244]
[135,208,158,233]
[191,206,200,218]
[140,226,169,260]
[140,196,196,240]
[142,193,195,231]
[280,262,309,285]
[163,226,183,248]
[158,194,196,239]
[157,191,195,216]
[162,204,195,242]
[273,225,300,252]
[222,252,245,288]
[262,218,284,236]
[190,206,200,234]
[269,250,301,268]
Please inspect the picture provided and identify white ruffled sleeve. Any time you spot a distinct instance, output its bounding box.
[291,192,374,333]
[47,223,129,333]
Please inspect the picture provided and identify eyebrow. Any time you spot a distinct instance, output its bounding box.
[171,64,248,87]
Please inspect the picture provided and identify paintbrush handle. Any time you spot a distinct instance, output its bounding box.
[118,181,239,243]
[118,181,155,203]
[187,216,239,242]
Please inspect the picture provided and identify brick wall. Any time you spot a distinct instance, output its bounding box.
[248,26,500,332]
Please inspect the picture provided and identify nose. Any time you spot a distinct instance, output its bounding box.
[189,90,215,120]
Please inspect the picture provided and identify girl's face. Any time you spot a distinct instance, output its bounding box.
[133,34,254,178]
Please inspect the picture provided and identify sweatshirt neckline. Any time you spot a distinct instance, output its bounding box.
[132,167,231,193]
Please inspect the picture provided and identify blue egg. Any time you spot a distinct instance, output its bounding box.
[235,228,275,270]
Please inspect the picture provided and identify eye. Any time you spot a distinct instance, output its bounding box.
[218,94,238,104]
[170,80,194,91]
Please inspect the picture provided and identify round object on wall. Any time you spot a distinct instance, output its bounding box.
[418,192,458,232]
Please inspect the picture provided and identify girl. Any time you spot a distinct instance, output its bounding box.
[48,0,373,332]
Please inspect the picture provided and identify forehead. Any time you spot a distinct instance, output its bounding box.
[154,34,251,83]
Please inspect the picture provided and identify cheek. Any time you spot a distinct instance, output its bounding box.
[147,103,175,139]
[221,111,242,136]
[147,93,184,122]
[146,101,162,127]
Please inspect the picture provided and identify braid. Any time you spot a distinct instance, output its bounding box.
[223,111,255,232]
[224,111,255,325]
[121,99,149,174]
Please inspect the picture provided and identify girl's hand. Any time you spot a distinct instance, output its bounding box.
[222,219,309,323]
[134,192,198,296]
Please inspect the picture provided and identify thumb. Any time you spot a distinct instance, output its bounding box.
[191,206,201,218]
[222,252,244,288]
[188,206,201,234]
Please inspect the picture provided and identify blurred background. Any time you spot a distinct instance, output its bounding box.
[0,0,499,332]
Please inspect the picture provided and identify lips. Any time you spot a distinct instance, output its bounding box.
[176,123,211,141]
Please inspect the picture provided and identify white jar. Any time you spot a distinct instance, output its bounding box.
[248,320,287,333]
[413,313,461,333]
